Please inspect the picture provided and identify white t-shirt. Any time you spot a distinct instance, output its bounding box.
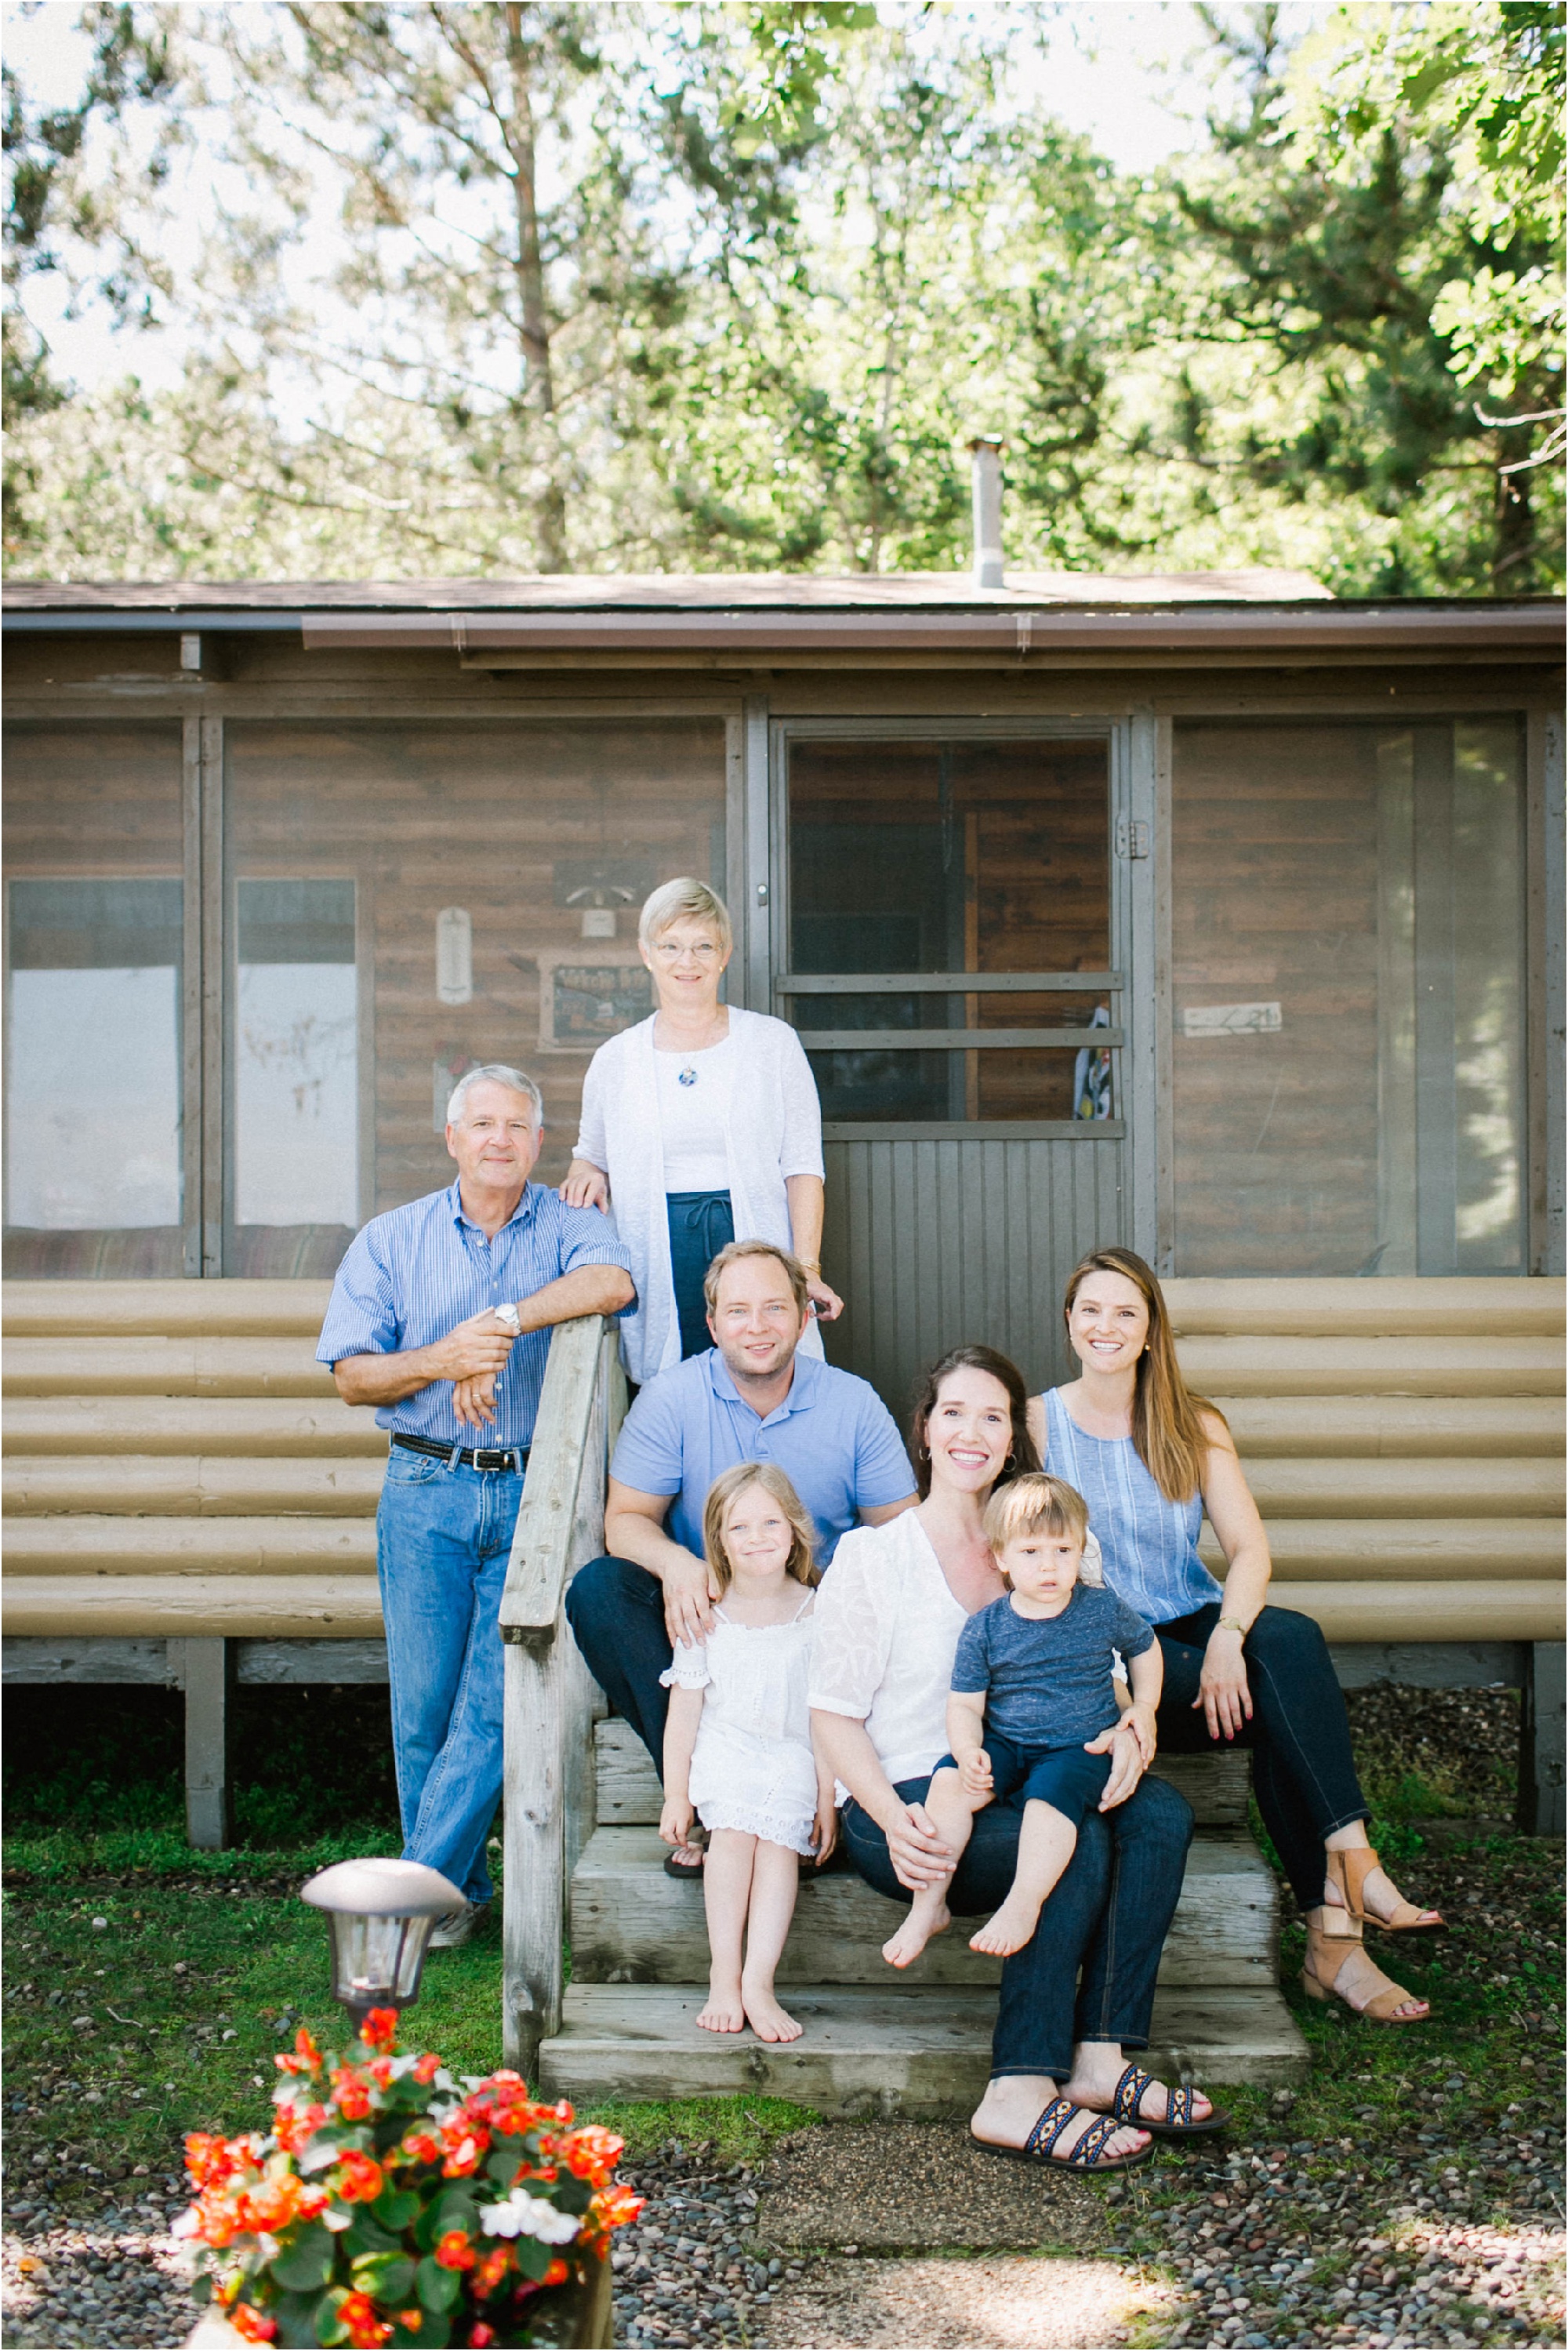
[808,1510,967,1790]
[654,1035,733,1193]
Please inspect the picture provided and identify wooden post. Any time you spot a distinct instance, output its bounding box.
[500,1316,612,2083]
[177,1636,234,1849]
[1519,1641,1566,1837]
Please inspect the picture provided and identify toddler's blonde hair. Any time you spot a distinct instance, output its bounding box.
[702,1461,821,1593]
[983,1471,1091,1560]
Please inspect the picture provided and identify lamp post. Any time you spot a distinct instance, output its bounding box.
[299,1857,463,2034]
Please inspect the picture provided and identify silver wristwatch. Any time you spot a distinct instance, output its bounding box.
[493,1302,521,1336]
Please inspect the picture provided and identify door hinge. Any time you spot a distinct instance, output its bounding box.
[1115,818,1150,859]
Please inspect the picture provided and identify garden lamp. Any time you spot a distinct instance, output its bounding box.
[300,1858,463,2032]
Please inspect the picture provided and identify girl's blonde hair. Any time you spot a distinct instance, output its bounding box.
[1062,1246,1227,1504]
[638,876,734,957]
[983,1470,1089,1554]
[702,1461,821,1592]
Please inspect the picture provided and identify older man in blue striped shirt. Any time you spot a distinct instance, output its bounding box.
[318,1064,634,1946]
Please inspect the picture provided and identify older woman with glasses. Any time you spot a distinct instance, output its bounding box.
[561,878,843,1381]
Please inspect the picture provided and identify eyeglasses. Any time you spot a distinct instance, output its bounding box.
[652,938,723,962]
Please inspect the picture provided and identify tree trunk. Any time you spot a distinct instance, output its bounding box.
[503,1,568,572]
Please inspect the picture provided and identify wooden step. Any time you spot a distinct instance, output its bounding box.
[1217,1394,1564,1457]
[1200,1517,1561,1580]
[2,1396,384,1456]
[1163,1277,1563,1339]
[0,1573,383,1638]
[3,1457,384,1517]
[1269,1578,1563,1641]
[591,1717,1252,1831]
[1241,1457,1564,1516]
[1,1516,376,1574]
[569,1827,1276,1989]
[537,1983,1309,2115]
[3,1338,337,1399]
[1174,1335,1562,1397]
[2,1278,334,1337]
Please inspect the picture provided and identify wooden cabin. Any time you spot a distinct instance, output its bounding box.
[3,570,1563,2103]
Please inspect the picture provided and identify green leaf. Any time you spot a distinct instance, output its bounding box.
[512,2234,554,2283]
[270,2224,336,2294]
[344,2209,402,2257]
[484,2147,521,2185]
[273,2290,332,2351]
[314,2286,354,2349]
[391,2313,448,2351]
[416,2255,463,2314]
[351,2251,416,2304]
[371,2186,420,2231]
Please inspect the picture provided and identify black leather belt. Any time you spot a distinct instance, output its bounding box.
[392,1432,530,1474]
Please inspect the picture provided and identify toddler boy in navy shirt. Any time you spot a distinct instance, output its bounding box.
[882,1471,1161,1969]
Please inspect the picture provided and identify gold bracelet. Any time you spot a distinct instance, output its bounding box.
[798,1257,822,1275]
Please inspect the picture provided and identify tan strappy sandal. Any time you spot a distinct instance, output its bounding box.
[1302,1926,1430,2025]
[1327,1845,1445,1933]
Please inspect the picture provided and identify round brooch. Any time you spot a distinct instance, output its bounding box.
[677,1066,698,1087]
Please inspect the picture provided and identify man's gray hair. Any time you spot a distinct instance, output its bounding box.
[445,1063,544,1128]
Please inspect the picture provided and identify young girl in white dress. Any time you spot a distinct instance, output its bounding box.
[659,1462,836,2044]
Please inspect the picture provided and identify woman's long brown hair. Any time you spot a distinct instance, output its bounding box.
[908,1344,1040,1501]
[1061,1247,1226,1503]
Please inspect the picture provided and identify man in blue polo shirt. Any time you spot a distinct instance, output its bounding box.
[565,1238,916,1867]
[318,1064,633,1944]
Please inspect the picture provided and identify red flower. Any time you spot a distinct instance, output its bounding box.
[412,2052,441,2084]
[277,2026,324,2077]
[229,2306,279,2345]
[397,2314,423,2335]
[592,2183,644,2233]
[467,2328,497,2349]
[400,2127,442,2167]
[474,2247,511,2295]
[338,2291,393,2349]
[274,2101,328,2155]
[361,2007,400,2051]
[332,2149,385,2204]
[331,2066,374,2120]
[543,2258,569,2288]
[434,2229,477,2271]
[561,2124,624,2186]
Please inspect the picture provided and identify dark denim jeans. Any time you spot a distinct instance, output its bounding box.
[376,1446,524,1905]
[564,1553,1196,2081]
[1155,1601,1369,1914]
[666,1191,734,1360]
[841,1773,1192,2080]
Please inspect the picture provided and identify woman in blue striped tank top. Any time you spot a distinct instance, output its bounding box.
[1029,1248,1443,2029]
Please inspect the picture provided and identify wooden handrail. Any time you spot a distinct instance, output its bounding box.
[500,1313,627,2081]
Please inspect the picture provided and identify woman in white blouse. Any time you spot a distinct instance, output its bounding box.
[561,878,843,1383]
[811,1343,1221,2171]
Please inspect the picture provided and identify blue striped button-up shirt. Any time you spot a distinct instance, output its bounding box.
[316,1180,633,1451]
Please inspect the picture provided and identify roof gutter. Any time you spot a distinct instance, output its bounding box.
[297,606,1563,656]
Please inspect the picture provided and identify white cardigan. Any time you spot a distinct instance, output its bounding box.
[574,1007,826,1383]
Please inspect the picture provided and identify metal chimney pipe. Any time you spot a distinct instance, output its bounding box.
[968,436,1005,589]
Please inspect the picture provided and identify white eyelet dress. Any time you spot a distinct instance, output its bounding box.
[659,1595,819,1855]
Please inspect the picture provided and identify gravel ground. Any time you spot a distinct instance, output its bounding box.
[1,2165,193,2348]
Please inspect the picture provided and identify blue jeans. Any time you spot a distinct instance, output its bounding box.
[1156,1601,1369,1915]
[935,1734,1113,1828]
[666,1191,734,1359]
[565,1554,1195,2080]
[841,1772,1192,2080]
[376,1446,525,1904]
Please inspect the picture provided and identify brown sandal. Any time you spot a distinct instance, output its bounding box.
[1302,1927,1430,2025]
[1327,1846,1444,1933]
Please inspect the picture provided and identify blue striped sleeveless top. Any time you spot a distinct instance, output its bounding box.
[1041,1387,1222,1627]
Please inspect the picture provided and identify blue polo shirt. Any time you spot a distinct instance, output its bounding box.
[610,1348,916,1568]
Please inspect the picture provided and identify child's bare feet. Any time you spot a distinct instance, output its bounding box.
[741,1981,803,2042]
[697,1981,746,2033]
[969,1888,1045,1957]
[882,1902,950,1968]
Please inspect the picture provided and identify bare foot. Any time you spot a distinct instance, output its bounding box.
[696,1983,746,2033]
[669,1842,706,1872]
[742,1982,803,2043]
[969,1890,1044,1958]
[882,1902,949,1969]
[1306,1928,1429,2022]
[1355,1866,1443,1930]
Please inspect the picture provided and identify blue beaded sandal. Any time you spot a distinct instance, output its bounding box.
[972,2095,1154,2173]
[1107,2061,1229,2138]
